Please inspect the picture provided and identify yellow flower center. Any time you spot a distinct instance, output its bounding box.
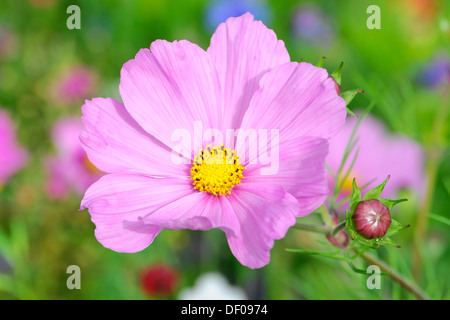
[190,144,245,196]
[341,175,354,194]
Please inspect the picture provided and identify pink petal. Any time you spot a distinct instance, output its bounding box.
[0,110,27,182]
[119,40,222,153]
[142,191,240,237]
[207,12,290,130]
[225,183,299,269]
[51,118,84,160]
[239,62,346,141]
[243,136,329,216]
[80,173,195,252]
[326,113,425,201]
[48,117,102,198]
[45,157,69,198]
[81,97,189,176]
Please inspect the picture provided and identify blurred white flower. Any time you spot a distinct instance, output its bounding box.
[179,272,247,300]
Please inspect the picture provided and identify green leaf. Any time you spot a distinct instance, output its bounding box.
[343,250,370,274]
[379,198,408,211]
[349,246,369,260]
[285,248,346,261]
[341,89,365,106]
[330,61,344,86]
[374,236,401,248]
[346,106,357,117]
[363,175,390,201]
[349,179,361,212]
[429,213,450,226]
[328,101,375,210]
[346,259,368,274]
[357,237,381,249]
[386,219,410,237]
[316,56,326,67]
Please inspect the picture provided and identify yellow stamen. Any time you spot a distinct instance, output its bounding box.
[341,171,358,194]
[190,144,245,196]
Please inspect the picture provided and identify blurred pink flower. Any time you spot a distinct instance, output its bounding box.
[80,13,346,269]
[46,117,103,198]
[0,109,27,184]
[326,113,425,207]
[0,25,17,60]
[50,66,98,106]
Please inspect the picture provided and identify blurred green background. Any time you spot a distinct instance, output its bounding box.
[0,0,448,300]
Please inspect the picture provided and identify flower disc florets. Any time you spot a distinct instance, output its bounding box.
[190,144,245,196]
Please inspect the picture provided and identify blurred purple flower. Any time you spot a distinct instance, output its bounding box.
[292,3,334,48]
[50,66,98,106]
[326,113,425,207]
[0,109,28,185]
[0,252,12,274]
[205,0,271,30]
[417,55,450,88]
[46,117,103,199]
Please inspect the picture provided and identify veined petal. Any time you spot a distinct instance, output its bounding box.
[141,191,240,237]
[239,62,346,141]
[243,136,329,216]
[81,97,189,176]
[207,12,290,130]
[80,173,194,252]
[120,40,222,153]
[225,183,298,269]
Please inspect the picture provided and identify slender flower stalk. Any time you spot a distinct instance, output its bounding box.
[412,87,449,281]
[358,251,430,300]
[293,219,430,300]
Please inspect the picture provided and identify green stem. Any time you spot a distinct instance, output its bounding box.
[330,220,346,237]
[412,88,448,281]
[292,223,331,234]
[359,251,431,300]
[293,219,430,299]
[318,205,334,228]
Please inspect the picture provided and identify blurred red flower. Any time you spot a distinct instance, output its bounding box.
[140,263,179,298]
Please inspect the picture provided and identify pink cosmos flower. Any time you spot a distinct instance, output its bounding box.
[80,13,346,269]
[46,117,103,198]
[0,109,27,184]
[50,66,97,106]
[326,113,425,207]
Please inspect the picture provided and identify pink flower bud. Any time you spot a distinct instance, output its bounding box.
[326,212,349,248]
[352,199,391,239]
[326,230,349,248]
